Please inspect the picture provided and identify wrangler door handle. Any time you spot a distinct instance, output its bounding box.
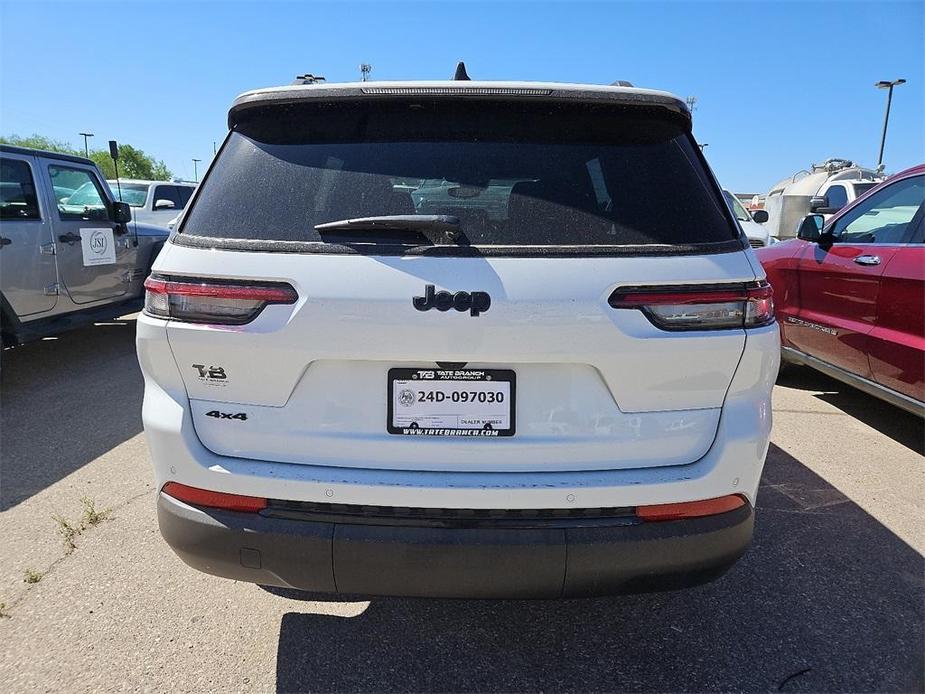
[58,232,81,244]
[853,255,881,266]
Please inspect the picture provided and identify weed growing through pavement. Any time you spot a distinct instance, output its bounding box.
[80,497,111,527]
[23,568,44,584]
[52,497,113,553]
[0,602,9,618]
[53,515,82,553]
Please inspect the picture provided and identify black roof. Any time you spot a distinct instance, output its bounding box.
[0,144,95,166]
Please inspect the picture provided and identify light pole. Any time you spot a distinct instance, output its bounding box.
[875,79,905,171]
[192,158,202,182]
[698,143,709,152]
[79,132,94,157]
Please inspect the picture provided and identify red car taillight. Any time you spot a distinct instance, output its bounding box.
[609,282,774,331]
[143,274,298,325]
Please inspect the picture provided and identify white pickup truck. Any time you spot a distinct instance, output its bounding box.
[106,179,196,227]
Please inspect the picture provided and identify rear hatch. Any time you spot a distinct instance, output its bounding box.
[156,87,757,472]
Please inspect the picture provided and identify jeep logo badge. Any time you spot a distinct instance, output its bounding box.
[413,284,491,317]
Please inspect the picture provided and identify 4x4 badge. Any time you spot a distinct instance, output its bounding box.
[413,284,491,317]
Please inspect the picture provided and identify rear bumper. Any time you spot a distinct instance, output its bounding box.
[157,492,754,598]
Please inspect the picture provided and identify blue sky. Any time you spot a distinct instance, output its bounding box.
[1,1,922,191]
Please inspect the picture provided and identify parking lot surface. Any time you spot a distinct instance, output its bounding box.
[1,317,922,693]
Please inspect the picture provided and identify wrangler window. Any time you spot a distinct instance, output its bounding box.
[0,157,40,220]
[51,166,109,221]
[182,99,736,254]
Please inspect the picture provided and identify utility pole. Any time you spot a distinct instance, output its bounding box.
[875,79,906,171]
[360,63,372,82]
[192,158,202,182]
[79,132,94,157]
[685,96,697,113]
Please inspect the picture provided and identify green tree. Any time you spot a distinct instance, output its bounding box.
[89,145,172,181]
[2,133,173,180]
[0,133,78,154]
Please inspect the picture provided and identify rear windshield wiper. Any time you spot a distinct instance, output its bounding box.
[314,215,461,244]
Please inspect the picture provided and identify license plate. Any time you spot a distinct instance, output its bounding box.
[388,368,515,437]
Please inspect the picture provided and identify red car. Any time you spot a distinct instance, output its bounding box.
[756,164,924,416]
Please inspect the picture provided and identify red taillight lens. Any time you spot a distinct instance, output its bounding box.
[743,283,774,327]
[635,494,746,522]
[609,282,774,331]
[144,275,297,325]
[161,482,267,513]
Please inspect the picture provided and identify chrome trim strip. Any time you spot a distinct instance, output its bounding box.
[781,346,924,417]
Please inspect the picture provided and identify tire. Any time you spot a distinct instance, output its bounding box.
[0,294,18,348]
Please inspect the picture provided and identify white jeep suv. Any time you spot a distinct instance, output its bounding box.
[137,76,779,598]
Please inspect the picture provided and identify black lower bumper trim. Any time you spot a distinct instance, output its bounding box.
[157,493,753,599]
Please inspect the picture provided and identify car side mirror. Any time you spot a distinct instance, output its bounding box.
[809,195,827,212]
[751,209,769,223]
[810,195,842,215]
[796,214,825,242]
[817,230,837,249]
[154,199,176,210]
[112,201,132,224]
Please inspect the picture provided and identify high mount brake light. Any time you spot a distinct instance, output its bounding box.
[143,275,297,325]
[609,282,774,331]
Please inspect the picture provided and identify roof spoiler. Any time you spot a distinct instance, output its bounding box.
[228,81,692,129]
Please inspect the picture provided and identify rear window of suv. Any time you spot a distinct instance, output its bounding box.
[180,99,738,255]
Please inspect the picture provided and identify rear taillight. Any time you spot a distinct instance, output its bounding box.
[609,282,774,331]
[143,274,297,325]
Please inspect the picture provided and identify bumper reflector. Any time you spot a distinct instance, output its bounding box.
[635,494,746,522]
[161,482,267,513]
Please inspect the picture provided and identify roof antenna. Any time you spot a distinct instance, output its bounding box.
[109,140,137,248]
[293,73,326,85]
[453,61,471,81]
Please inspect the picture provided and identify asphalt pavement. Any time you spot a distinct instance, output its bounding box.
[0,317,922,693]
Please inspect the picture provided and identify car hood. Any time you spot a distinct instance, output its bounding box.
[131,221,171,238]
[739,220,770,243]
